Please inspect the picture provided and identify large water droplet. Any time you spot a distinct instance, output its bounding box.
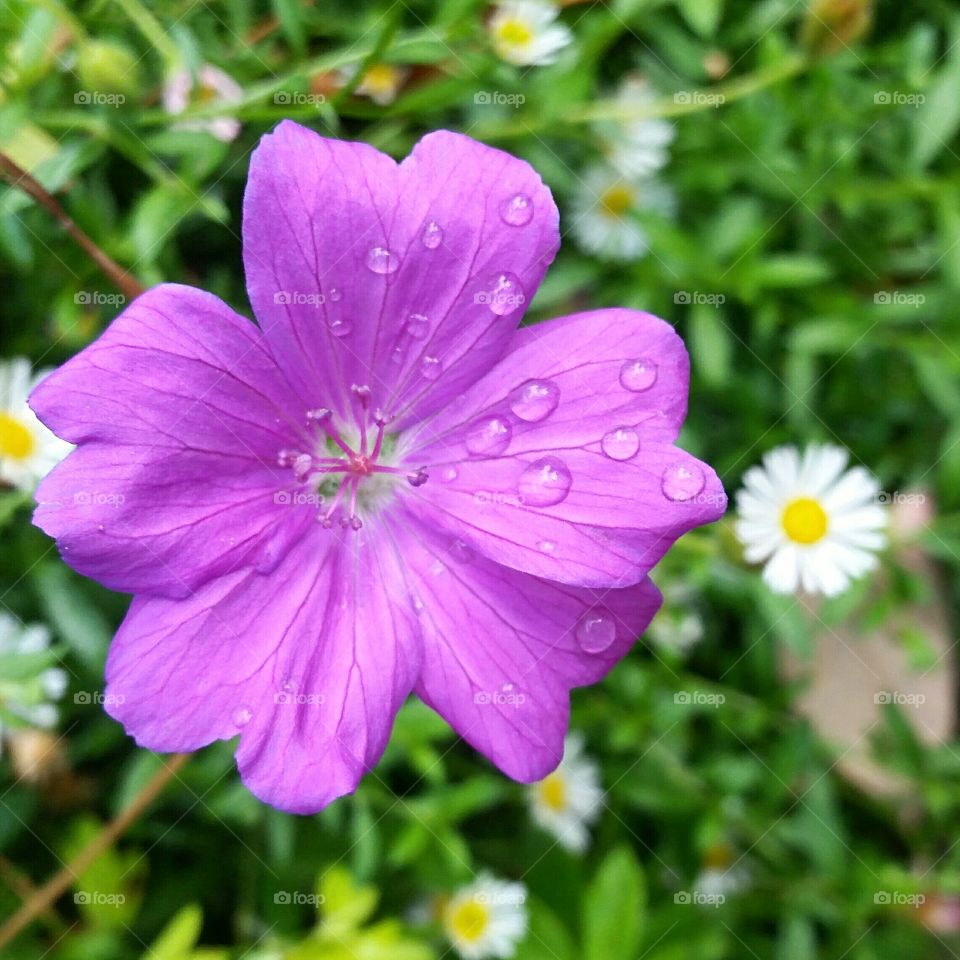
[421,221,443,249]
[601,426,640,461]
[419,355,443,381]
[518,457,573,507]
[465,416,512,456]
[575,612,616,653]
[232,706,253,728]
[619,358,658,392]
[483,272,525,316]
[661,462,705,502]
[406,313,430,339]
[366,246,399,274]
[441,466,459,483]
[509,379,560,422]
[538,539,556,554]
[328,317,352,337]
[499,193,534,226]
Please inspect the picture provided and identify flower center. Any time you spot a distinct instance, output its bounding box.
[781,497,828,545]
[495,18,534,48]
[361,64,401,97]
[537,772,568,812]
[448,900,490,943]
[599,183,635,219]
[0,413,34,462]
[277,385,427,531]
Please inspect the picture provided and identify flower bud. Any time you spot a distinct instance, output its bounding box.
[800,0,872,56]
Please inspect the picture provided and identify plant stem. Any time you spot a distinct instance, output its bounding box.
[0,753,189,950]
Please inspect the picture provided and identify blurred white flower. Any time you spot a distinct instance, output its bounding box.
[528,732,603,853]
[341,62,409,105]
[0,358,72,492]
[163,64,243,142]
[0,613,67,757]
[735,444,887,597]
[442,873,527,959]
[488,0,572,66]
[647,582,704,656]
[570,164,674,261]
[598,74,675,179]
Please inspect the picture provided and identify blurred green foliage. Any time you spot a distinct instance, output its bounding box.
[1,0,960,958]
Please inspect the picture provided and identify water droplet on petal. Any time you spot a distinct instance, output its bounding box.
[575,612,616,653]
[421,221,443,249]
[232,706,253,728]
[328,317,353,337]
[538,539,556,554]
[419,355,443,381]
[281,679,297,694]
[619,358,658,392]
[413,596,424,612]
[499,192,534,226]
[518,457,572,507]
[328,287,342,302]
[601,426,640,461]
[450,538,474,563]
[465,416,512,456]
[441,466,459,483]
[483,272,525,316]
[661,461,705,502]
[430,559,446,576]
[366,246,399,274]
[406,313,430,339]
[509,379,560,422]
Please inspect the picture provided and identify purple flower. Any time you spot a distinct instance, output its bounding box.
[30,122,726,813]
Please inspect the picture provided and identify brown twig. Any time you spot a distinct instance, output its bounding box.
[0,753,189,950]
[0,152,145,301]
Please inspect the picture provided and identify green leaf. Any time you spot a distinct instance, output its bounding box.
[145,904,202,960]
[320,865,379,936]
[676,0,723,37]
[582,847,646,960]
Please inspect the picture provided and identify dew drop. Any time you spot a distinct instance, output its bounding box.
[328,316,353,337]
[413,596,424,612]
[465,416,512,456]
[366,246,399,274]
[421,221,443,249]
[619,358,658,392]
[660,462,706,502]
[441,466,459,483]
[509,379,560,423]
[538,539,556,554]
[328,287,342,302]
[406,313,430,339]
[499,192,534,226]
[281,679,297,694]
[232,706,253,728]
[450,538,474,563]
[601,426,640,461]
[482,272,525,316]
[575,612,616,653]
[419,354,443,381]
[518,457,572,507]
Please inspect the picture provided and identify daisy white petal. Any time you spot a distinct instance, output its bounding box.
[488,1,572,66]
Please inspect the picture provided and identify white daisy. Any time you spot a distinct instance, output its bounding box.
[646,582,704,656]
[342,62,409,106]
[163,64,244,142]
[0,613,67,757]
[442,873,527,960]
[488,0,572,67]
[735,444,887,597]
[570,164,675,262]
[528,733,603,853]
[0,358,72,492]
[693,844,749,901]
[597,74,675,179]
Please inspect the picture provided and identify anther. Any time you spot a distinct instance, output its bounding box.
[351,384,372,408]
[306,407,332,424]
[407,467,429,488]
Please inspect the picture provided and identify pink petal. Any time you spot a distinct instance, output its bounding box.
[104,521,421,813]
[242,121,559,424]
[30,284,310,597]
[401,308,726,587]
[394,510,661,780]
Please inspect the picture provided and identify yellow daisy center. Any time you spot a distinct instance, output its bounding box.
[537,772,568,812]
[194,83,218,104]
[495,18,534,48]
[448,899,490,943]
[599,183,635,219]
[361,64,401,97]
[0,413,35,461]
[781,497,828,545]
